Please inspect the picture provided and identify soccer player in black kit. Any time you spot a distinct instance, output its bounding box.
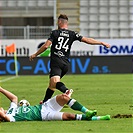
[29,14,110,103]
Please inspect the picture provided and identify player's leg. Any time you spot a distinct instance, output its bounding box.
[42,94,110,121]
[42,57,70,103]
[67,98,97,118]
[55,64,69,93]
[43,65,69,102]
[56,93,97,118]
[56,94,110,120]
[42,88,54,103]
[42,63,62,102]
[62,113,110,120]
[43,75,60,102]
[46,111,110,121]
[56,82,69,93]
[62,113,88,120]
[41,95,84,121]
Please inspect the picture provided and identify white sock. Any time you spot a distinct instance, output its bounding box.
[76,114,82,120]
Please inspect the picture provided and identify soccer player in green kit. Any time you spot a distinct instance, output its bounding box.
[0,86,110,122]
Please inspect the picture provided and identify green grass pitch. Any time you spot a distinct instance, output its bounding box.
[0,74,133,133]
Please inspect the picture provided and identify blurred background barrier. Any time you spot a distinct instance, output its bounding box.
[0,25,133,39]
[0,39,132,57]
[0,26,53,39]
[0,0,132,75]
[0,0,133,39]
[0,56,132,75]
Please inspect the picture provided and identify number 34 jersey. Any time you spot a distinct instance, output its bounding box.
[48,29,83,59]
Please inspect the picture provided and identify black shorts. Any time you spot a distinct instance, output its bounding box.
[50,56,70,78]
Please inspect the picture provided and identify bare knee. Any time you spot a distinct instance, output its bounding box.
[62,113,75,120]
[56,94,70,106]
[49,76,60,89]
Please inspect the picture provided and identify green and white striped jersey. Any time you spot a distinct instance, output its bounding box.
[6,102,42,122]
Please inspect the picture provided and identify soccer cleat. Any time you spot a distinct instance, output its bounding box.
[91,115,111,121]
[100,115,111,120]
[65,89,73,98]
[86,110,97,118]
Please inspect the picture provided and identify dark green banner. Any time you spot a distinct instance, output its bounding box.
[0,56,132,75]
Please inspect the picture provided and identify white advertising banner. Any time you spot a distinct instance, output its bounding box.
[0,39,46,57]
[0,39,95,57]
[71,41,94,56]
[93,39,133,56]
[0,39,132,56]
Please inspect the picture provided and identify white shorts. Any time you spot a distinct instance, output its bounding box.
[41,96,64,121]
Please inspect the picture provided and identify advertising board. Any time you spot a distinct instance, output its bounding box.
[0,39,132,57]
[0,56,132,75]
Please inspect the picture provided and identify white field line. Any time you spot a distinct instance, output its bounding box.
[0,76,19,83]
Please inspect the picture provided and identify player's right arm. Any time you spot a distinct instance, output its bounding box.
[0,108,10,122]
[29,40,52,61]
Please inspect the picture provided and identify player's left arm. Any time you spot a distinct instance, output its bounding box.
[29,40,52,61]
[0,86,18,104]
[81,37,110,48]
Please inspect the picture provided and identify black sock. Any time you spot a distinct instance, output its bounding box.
[43,88,54,102]
[56,82,68,93]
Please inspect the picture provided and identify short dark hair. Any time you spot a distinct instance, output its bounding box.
[58,14,68,21]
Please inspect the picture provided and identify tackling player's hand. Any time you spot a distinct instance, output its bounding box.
[62,93,70,98]
[29,54,36,61]
[101,42,111,48]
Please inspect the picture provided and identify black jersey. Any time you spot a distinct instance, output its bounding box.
[48,29,83,60]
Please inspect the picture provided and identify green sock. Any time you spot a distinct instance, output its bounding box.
[81,106,88,113]
[81,114,88,120]
[68,99,88,113]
